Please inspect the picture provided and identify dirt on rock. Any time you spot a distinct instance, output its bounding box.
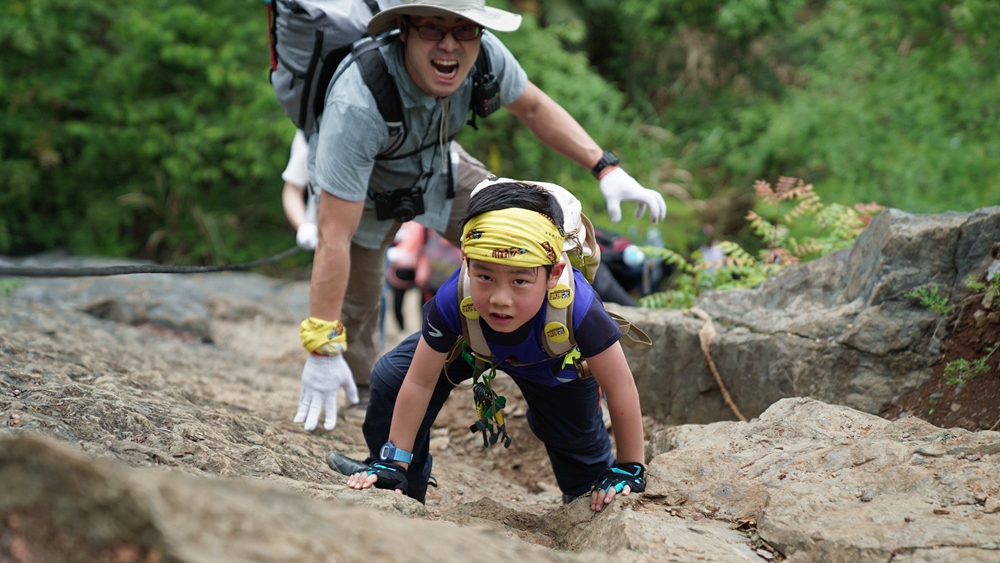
[881,288,1000,433]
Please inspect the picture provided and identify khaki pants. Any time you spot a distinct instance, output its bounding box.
[342,144,491,386]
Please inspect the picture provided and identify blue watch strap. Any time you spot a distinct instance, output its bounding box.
[379,441,412,464]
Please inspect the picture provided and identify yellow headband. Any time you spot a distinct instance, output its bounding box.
[462,208,564,267]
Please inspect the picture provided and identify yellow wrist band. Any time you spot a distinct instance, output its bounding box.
[300,317,348,356]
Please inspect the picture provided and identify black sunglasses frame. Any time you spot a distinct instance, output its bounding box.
[401,16,483,42]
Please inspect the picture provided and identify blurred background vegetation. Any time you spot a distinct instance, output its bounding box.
[2,0,998,278]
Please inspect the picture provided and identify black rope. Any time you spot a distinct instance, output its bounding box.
[0,246,304,278]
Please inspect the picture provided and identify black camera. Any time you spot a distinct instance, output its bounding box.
[373,186,425,222]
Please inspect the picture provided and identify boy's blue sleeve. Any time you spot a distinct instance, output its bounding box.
[421,297,460,353]
[421,269,462,353]
[575,292,623,358]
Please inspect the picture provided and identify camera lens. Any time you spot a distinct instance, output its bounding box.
[394,200,416,223]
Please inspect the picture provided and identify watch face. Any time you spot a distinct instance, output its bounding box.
[380,444,391,461]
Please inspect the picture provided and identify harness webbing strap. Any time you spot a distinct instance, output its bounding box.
[458,260,492,359]
[540,258,574,358]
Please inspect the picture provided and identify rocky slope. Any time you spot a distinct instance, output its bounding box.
[2,262,999,562]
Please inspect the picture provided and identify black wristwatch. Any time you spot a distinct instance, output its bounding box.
[591,150,620,179]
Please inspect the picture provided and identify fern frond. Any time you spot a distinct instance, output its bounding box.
[775,177,814,202]
[790,240,824,258]
[854,202,885,216]
[853,202,886,226]
[638,246,693,273]
[763,248,799,265]
[718,240,755,263]
[754,180,776,204]
[638,290,695,310]
[783,191,823,222]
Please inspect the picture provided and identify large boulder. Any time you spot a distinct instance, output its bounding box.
[645,397,1000,563]
[619,207,1000,424]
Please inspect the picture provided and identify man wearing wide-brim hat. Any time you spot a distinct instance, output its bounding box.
[296,0,666,442]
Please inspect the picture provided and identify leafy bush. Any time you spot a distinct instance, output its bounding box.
[1,0,297,265]
[559,0,1000,227]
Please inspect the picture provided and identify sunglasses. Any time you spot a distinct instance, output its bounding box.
[404,18,483,42]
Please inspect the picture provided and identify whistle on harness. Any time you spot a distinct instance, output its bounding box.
[470,381,511,449]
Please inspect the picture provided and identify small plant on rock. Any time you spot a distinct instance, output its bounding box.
[963,273,1000,304]
[943,342,999,386]
[904,286,953,316]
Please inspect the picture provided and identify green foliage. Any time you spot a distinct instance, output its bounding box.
[904,286,953,317]
[558,0,1000,226]
[0,279,22,297]
[640,177,881,308]
[944,342,998,386]
[964,273,1000,299]
[6,0,999,272]
[1,0,299,264]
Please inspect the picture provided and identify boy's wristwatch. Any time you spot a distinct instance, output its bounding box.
[591,150,620,179]
[379,441,412,464]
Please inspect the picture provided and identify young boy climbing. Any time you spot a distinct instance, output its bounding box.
[335,181,647,512]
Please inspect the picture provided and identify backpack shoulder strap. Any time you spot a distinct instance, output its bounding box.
[606,311,652,350]
[352,38,407,156]
[458,260,492,359]
[541,256,575,358]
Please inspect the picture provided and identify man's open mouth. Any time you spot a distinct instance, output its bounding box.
[431,59,458,78]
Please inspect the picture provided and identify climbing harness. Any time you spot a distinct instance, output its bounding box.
[0,246,303,278]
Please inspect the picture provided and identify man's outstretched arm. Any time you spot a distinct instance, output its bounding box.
[505,81,666,223]
[504,81,603,170]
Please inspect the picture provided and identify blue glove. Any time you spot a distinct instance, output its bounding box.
[364,461,409,494]
[592,462,646,494]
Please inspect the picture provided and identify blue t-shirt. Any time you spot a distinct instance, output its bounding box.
[422,267,622,386]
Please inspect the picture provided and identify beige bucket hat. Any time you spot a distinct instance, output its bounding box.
[367,0,522,36]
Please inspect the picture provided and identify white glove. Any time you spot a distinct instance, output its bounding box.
[294,354,359,431]
[598,168,667,223]
[296,222,319,250]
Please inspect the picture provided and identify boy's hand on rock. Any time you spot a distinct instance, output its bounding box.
[294,354,359,431]
[346,461,408,495]
[590,462,646,512]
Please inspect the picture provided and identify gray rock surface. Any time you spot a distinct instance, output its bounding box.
[617,207,1000,424]
[2,250,311,342]
[0,292,765,562]
[646,397,1000,562]
[0,435,595,563]
[3,258,1000,560]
